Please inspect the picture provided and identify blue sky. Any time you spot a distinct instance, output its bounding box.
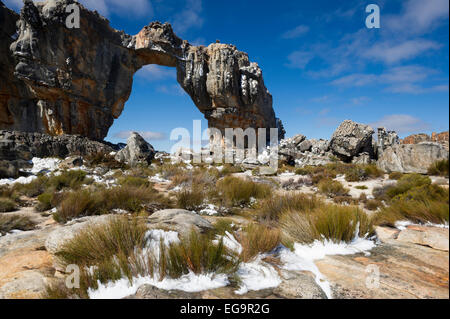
[5,0,449,151]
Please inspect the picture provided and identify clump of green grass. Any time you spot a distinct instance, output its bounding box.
[428,159,449,177]
[176,188,205,211]
[0,214,36,235]
[374,200,448,227]
[239,224,281,262]
[210,219,235,236]
[372,173,449,226]
[118,176,150,188]
[365,199,383,211]
[36,192,56,212]
[280,204,374,244]
[355,185,368,190]
[318,179,349,198]
[48,170,92,191]
[12,176,48,197]
[216,176,272,207]
[50,218,240,299]
[0,197,17,212]
[162,230,240,279]
[257,193,323,222]
[345,164,383,182]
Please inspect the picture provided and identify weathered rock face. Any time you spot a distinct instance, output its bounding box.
[377,142,449,174]
[0,130,115,160]
[0,0,283,143]
[329,120,375,161]
[115,132,155,166]
[432,131,449,151]
[376,127,399,156]
[402,133,432,145]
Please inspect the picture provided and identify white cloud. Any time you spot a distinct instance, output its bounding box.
[156,84,186,96]
[286,51,314,69]
[351,96,370,105]
[281,25,310,39]
[364,39,442,64]
[114,131,166,141]
[384,0,449,36]
[370,114,430,134]
[331,65,446,94]
[172,0,203,34]
[136,65,176,81]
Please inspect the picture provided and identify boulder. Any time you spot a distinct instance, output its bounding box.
[148,209,213,236]
[310,139,330,154]
[352,152,371,165]
[295,152,334,168]
[0,160,19,178]
[329,120,374,160]
[377,142,449,174]
[58,156,83,170]
[115,132,155,166]
[298,140,312,152]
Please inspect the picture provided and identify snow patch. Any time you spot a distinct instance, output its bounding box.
[30,157,61,174]
[235,257,281,295]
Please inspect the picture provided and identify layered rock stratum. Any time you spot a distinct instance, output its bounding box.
[0,0,283,142]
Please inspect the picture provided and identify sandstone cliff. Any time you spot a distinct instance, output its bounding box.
[0,0,283,142]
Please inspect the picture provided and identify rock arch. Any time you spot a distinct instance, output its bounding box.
[0,0,284,143]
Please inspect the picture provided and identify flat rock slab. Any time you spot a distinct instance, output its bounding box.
[316,240,449,299]
[148,209,213,237]
[397,225,449,252]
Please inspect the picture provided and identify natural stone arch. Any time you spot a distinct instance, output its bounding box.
[0,0,284,145]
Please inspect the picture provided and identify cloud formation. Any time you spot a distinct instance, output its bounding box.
[282,25,310,39]
[370,114,430,134]
[114,131,166,141]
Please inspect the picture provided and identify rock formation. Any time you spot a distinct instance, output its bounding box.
[377,142,448,174]
[115,132,155,166]
[402,131,449,152]
[0,0,283,144]
[329,120,375,161]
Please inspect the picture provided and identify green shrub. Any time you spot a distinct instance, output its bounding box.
[428,159,449,177]
[318,179,349,197]
[388,172,404,180]
[385,174,431,199]
[36,192,54,212]
[13,176,48,197]
[118,176,150,188]
[365,199,383,211]
[0,197,16,212]
[216,176,271,207]
[355,185,368,190]
[48,170,91,191]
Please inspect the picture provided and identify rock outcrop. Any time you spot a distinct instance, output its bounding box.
[0,130,115,160]
[402,131,449,151]
[329,120,375,161]
[377,142,449,174]
[0,0,283,144]
[115,132,155,166]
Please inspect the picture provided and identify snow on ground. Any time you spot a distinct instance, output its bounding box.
[149,173,170,183]
[89,272,230,299]
[280,229,376,299]
[235,257,282,295]
[30,157,61,174]
[0,175,37,186]
[395,220,449,230]
[199,204,220,216]
[87,229,232,299]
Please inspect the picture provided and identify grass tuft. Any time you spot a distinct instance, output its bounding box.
[239,224,281,262]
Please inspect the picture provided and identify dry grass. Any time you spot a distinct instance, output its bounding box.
[0,214,36,235]
[54,185,172,223]
[176,188,205,211]
[388,172,404,180]
[318,179,349,198]
[48,218,240,298]
[239,224,281,262]
[257,193,323,222]
[0,197,16,212]
[280,204,374,244]
[216,176,272,207]
[428,159,449,177]
[84,152,128,170]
